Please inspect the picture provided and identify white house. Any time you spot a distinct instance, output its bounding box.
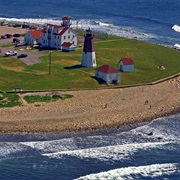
[24,17,77,50]
[95,64,120,84]
[119,58,134,72]
[61,42,76,52]
[24,29,43,47]
[41,24,77,50]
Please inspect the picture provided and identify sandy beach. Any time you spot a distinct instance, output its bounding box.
[0,75,179,133]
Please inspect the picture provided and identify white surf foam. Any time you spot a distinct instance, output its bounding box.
[174,44,180,50]
[43,141,172,161]
[20,138,77,153]
[0,17,153,40]
[0,17,62,26]
[75,163,180,180]
[129,115,180,141]
[172,24,180,33]
[74,19,153,40]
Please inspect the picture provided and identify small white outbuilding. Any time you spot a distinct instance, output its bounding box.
[61,42,76,52]
[95,64,121,84]
[119,58,134,72]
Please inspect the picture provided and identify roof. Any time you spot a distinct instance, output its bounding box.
[59,27,68,36]
[47,24,63,29]
[120,58,134,65]
[96,65,120,74]
[61,42,72,48]
[62,16,71,21]
[29,30,43,38]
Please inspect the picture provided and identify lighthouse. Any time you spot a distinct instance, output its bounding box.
[81,28,97,68]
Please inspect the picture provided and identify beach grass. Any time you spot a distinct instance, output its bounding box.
[0,92,21,107]
[0,31,179,91]
[23,94,74,104]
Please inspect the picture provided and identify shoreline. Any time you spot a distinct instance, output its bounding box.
[0,26,179,134]
[0,76,179,134]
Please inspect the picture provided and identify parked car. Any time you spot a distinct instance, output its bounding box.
[1,35,6,39]
[13,38,20,43]
[15,42,26,47]
[0,22,8,26]
[4,50,17,57]
[17,54,28,58]
[13,33,21,37]
[13,24,21,28]
[22,24,30,29]
[5,34,12,38]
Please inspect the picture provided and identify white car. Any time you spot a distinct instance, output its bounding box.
[4,50,17,57]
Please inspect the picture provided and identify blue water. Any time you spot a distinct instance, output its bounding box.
[0,1,180,179]
[0,0,179,47]
[0,114,180,179]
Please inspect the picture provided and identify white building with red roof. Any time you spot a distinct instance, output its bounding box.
[119,57,134,72]
[61,42,76,52]
[24,29,43,47]
[95,64,121,84]
[24,17,77,50]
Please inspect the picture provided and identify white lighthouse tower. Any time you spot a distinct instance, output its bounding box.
[81,28,97,68]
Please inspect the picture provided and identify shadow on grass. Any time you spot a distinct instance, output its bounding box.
[64,64,83,69]
[91,76,106,84]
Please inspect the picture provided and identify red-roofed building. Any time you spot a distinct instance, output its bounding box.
[95,65,121,84]
[24,30,43,46]
[61,42,76,52]
[24,17,77,50]
[119,58,134,72]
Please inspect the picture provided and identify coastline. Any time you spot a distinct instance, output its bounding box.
[0,26,179,134]
[0,76,179,134]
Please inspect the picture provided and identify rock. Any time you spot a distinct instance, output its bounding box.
[147,132,153,136]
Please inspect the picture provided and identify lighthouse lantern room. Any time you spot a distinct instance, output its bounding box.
[81,28,97,68]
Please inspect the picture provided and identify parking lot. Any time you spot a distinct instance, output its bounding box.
[0,46,43,65]
[0,26,45,65]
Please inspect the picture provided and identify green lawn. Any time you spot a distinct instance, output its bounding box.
[0,31,179,91]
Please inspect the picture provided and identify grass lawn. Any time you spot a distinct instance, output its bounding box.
[0,31,179,91]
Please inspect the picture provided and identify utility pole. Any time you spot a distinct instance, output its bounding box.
[49,51,52,74]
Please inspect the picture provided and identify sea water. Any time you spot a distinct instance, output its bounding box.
[0,0,179,47]
[0,0,180,179]
[0,114,180,179]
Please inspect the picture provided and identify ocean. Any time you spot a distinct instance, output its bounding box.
[0,0,179,47]
[0,0,180,179]
[0,114,180,179]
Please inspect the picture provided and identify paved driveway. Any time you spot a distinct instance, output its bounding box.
[0,46,45,65]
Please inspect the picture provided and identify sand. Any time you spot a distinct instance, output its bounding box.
[0,76,179,133]
[0,26,179,133]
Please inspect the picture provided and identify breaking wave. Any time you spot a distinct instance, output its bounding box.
[42,141,177,161]
[0,17,154,41]
[172,24,180,33]
[75,163,180,180]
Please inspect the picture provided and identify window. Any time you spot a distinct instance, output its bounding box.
[68,35,70,39]
[64,36,66,39]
